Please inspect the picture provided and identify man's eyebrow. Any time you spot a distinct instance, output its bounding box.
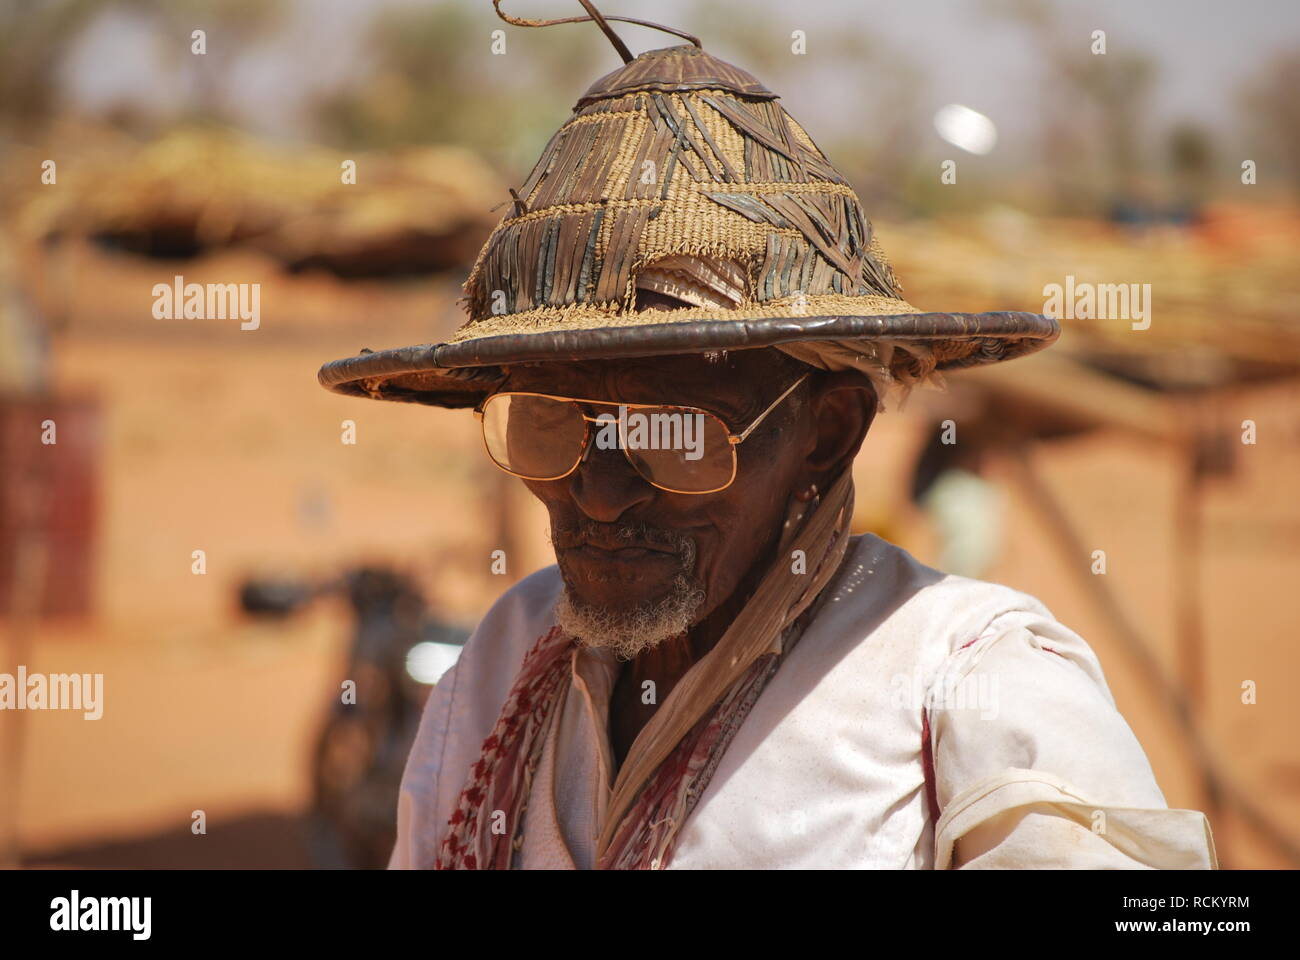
[696,393,745,418]
[658,392,753,431]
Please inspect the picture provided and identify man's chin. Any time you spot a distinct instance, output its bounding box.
[554,574,707,660]
[556,556,679,607]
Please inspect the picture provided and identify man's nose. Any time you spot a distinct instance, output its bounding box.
[565,442,655,523]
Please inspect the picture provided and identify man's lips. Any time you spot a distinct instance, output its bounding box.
[562,543,677,562]
[554,531,678,553]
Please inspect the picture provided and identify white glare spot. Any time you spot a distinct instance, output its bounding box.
[934,104,997,155]
[406,641,463,684]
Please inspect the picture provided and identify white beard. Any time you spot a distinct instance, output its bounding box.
[554,572,706,660]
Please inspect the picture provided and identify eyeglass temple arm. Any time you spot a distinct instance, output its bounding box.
[733,373,810,444]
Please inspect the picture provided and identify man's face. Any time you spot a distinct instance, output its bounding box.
[499,349,825,657]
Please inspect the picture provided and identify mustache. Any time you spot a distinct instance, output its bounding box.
[550,518,693,557]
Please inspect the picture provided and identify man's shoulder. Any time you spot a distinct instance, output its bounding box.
[805,533,1106,692]
[436,564,564,716]
[836,533,1059,649]
[793,533,1115,717]
[456,563,562,659]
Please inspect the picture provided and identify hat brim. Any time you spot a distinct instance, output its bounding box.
[317,309,1059,409]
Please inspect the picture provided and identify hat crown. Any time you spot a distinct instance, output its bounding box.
[577,44,777,107]
[461,46,907,333]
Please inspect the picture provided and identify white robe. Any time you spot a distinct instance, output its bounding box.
[391,533,1217,869]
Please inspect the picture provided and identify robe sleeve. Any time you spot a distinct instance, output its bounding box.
[926,616,1217,869]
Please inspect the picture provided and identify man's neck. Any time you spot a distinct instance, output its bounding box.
[608,554,771,771]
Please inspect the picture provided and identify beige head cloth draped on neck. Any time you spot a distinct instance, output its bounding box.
[595,462,856,864]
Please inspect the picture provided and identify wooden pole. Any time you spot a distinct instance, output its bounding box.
[1173,407,1207,716]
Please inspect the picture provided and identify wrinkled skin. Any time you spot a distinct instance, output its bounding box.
[500,349,876,770]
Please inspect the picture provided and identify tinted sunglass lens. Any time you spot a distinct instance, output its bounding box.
[482,395,586,479]
[622,407,735,492]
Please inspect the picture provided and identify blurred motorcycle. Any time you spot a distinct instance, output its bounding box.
[238,566,469,869]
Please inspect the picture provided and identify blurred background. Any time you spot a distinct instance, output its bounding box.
[1,0,1298,869]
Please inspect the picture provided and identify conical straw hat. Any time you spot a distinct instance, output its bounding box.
[319,14,1056,408]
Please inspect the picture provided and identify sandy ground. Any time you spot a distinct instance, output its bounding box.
[5,237,1299,868]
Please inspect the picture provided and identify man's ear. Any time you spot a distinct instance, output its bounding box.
[802,373,877,488]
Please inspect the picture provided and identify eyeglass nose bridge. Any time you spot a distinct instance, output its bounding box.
[575,408,626,466]
[579,417,597,464]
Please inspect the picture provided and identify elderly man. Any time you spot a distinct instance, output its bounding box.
[318,17,1215,870]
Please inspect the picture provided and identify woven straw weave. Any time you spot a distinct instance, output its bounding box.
[458,46,914,344]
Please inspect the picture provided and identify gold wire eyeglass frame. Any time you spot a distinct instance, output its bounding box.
[473,372,810,495]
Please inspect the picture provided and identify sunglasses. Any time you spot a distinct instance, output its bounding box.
[474,373,809,495]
